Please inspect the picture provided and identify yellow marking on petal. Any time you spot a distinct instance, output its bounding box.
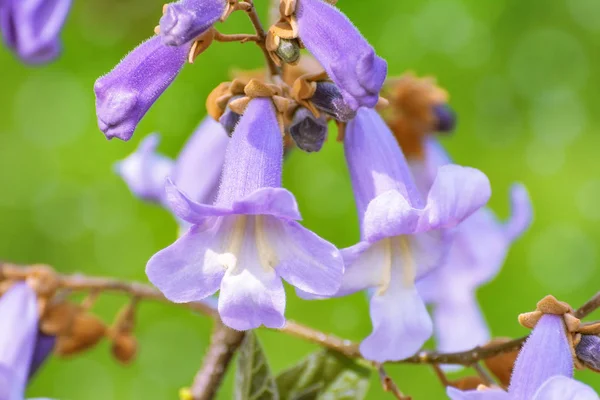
[376,238,393,295]
[255,216,279,271]
[398,236,416,288]
[217,216,247,270]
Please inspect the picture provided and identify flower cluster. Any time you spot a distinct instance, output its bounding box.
[0,0,71,64]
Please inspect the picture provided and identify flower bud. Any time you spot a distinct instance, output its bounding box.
[55,312,106,356]
[40,300,78,336]
[433,103,456,133]
[159,0,226,46]
[576,334,600,372]
[111,333,138,364]
[218,96,243,137]
[275,38,300,64]
[289,108,328,152]
[311,82,356,122]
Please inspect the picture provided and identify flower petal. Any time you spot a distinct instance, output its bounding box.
[28,332,56,379]
[218,234,286,330]
[159,0,226,46]
[232,188,301,220]
[360,285,432,362]
[533,376,599,400]
[165,179,231,224]
[509,314,574,399]
[419,165,491,231]
[447,387,510,400]
[146,220,227,303]
[115,133,174,203]
[260,217,343,296]
[362,189,421,242]
[504,183,533,242]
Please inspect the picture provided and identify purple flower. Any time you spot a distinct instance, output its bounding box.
[146,98,344,330]
[415,139,532,355]
[296,0,387,110]
[0,0,71,64]
[94,36,189,141]
[447,314,599,400]
[115,117,229,210]
[0,282,52,399]
[317,108,490,362]
[159,0,226,46]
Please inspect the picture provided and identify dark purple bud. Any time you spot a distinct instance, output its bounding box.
[0,0,72,64]
[433,103,456,133]
[218,96,242,137]
[289,108,328,153]
[311,82,356,122]
[28,332,56,379]
[159,0,226,46]
[94,36,189,141]
[576,335,600,372]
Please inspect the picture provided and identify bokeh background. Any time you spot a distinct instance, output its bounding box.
[1,0,599,398]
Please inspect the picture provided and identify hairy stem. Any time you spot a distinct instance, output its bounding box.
[244,0,280,77]
[190,321,245,400]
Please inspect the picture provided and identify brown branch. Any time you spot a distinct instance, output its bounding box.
[213,31,260,43]
[190,321,245,400]
[243,0,280,77]
[378,365,412,400]
[3,263,600,368]
[472,363,495,387]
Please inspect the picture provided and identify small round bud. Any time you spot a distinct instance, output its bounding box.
[576,334,600,372]
[219,108,241,137]
[111,333,138,364]
[311,82,356,122]
[433,103,456,133]
[55,312,106,356]
[289,108,328,153]
[276,38,301,64]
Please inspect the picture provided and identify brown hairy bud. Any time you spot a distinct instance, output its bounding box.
[483,338,520,387]
[448,376,486,391]
[26,264,59,297]
[55,312,106,356]
[40,300,78,336]
[111,333,138,364]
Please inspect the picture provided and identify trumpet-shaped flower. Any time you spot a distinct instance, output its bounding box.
[0,0,71,64]
[94,36,189,141]
[0,282,54,400]
[325,108,490,362]
[296,0,387,110]
[115,117,229,207]
[146,98,343,330]
[447,314,599,400]
[159,0,226,46]
[415,139,532,355]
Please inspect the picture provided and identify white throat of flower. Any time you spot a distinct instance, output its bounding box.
[377,236,417,295]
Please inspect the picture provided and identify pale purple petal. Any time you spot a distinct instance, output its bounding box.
[419,165,491,231]
[165,179,231,224]
[360,285,432,362]
[0,283,38,399]
[509,314,573,400]
[146,219,227,303]
[94,36,189,141]
[297,0,387,109]
[218,226,286,330]
[216,98,283,206]
[504,183,533,242]
[261,217,343,296]
[447,387,511,400]
[0,0,71,64]
[362,189,420,242]
[172,117,229,204]
[115,133,174,203]
[160,0,226,46]
[533,376,599,400]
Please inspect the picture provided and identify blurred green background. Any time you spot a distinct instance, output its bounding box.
[1,0,599,398]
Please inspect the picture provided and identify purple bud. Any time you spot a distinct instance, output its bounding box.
[289,108,328,152]
[159,0,226,46]
[576,335,600,372]
[218,96,242,137]
[433,104,456,133]
[94,36,189,141]
[0,0,72,64]
[311,82,356,122]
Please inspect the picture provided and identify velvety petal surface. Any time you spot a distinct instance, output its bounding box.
[160,0,226,46]
[297,0,387,109]
[94,35,189,141]
[146,219,228,303]
[172,117,229,204]
[447,387,511,400]
[533,376,599,400]
[0,282,38,400]
[115,133,174,203]
[262,217,343,296]
[509,314,574,400]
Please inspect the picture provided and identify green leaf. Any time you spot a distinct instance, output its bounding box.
[276,350,371,400]
[235,332,280,400]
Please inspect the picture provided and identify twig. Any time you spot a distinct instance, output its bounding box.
[472,363,495,387]
[190,321,245,400]
[431,364,450,387]
[213,31,260,43]
[378,365,411,400]
[243,0,280,77]
[3,263,600,367]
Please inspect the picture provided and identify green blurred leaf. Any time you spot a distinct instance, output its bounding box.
[276,350,370,400]
[235,332,280,400]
